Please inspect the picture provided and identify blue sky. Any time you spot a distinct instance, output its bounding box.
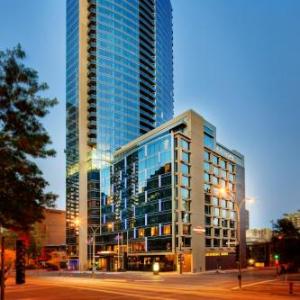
[1,0,299,228]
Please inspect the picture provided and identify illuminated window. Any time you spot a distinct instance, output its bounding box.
[138,228,145,238]
[183,224,190,235]
[151,226,158,236]
[163,224,171,235]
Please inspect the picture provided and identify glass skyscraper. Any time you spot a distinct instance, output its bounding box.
[66,0,173,269]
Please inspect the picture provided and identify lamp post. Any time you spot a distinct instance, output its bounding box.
[90,224,101,277]
[218,188,255,289]
[73,218,100,276]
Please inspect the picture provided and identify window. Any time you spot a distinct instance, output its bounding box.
[181,188,189,200]
[151,226,158,236]
[183,224,190,235]
[204,162,210,172]
[205,227,211,236]
[211,176,218,185]
[182,175,189,187]
[138,228,144,238]
[205,217,211,225]
[182,200,190,211]
[206,239,212,247]
[220,160,226,169]
[213,166,219,176]
[204,173,210,182]
[181,163,189,175]
[213,217,219,226]
[205,194,210,204]
[222,220,228,227]
[163,224,171,235]
[220,170,226,179]
[213,239,220,247]
[182,151,189,163]
[220,199,226,208]
[212,155,218,165]
[204,151,210,161]
[219,179,226,188]
[228,173,234,182]
[204,184,211,193]
[205,205,210,214]
[214,229,220,236]
[214,208,219,216]
[212,197,218,206]
[230,211,236,220]
[204,133,214,149]
[228,163,234,173]
[227,201,233,209]
[180,139,189,150]
[221,209,227,218]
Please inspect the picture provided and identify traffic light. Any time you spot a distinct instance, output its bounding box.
[274,254,280,266]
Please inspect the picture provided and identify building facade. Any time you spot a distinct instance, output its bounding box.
[66,0,174,269]
[97,110,246,272]
[246,228,272,267]
[283,210,300,230]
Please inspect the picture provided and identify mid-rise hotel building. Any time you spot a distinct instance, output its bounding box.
[98,110,246,272]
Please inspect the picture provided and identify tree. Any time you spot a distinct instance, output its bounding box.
[272,218,300,270]
[0,44,58,231]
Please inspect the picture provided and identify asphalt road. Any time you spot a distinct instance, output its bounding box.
[5,268,300,299]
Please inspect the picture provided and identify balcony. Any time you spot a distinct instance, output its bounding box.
[88,120,97,129]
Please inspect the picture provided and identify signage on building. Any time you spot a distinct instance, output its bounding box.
[215,145,235,162]
[205,252,229,257]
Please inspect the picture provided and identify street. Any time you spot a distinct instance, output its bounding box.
[5,268,300,299]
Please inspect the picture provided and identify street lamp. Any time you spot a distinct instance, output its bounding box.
[218,188,255,289]
[72,218,100,277]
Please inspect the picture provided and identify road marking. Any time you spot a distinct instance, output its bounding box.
[102,279,127,282]
[134,279,164,282]
[23,280,175,300]
[232,279,277,290]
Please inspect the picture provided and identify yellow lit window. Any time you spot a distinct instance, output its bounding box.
[138,228,145,238]
[163,224,171,235]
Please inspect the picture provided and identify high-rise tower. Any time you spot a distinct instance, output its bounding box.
[66,0,173,269]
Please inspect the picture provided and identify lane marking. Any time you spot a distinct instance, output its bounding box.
[20,280,175,300]
[232,279,277,290]
[134,279,164,282]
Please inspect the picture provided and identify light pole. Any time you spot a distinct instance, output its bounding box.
[90,224,100,277]
[73,218,100,276]
[218,188,255,289]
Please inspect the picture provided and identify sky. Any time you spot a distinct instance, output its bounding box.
[0,0,299,228]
